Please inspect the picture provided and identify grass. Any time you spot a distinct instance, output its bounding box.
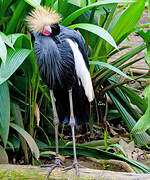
[0,168,44,180]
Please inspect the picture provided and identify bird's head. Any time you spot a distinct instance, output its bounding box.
[26,8,62,36]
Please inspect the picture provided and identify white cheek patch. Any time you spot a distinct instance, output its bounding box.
[67,39,94,102]
[45,25,52,33]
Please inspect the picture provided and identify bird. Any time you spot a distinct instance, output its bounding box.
[26,8,94,179]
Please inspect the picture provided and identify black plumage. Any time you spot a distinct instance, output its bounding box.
[34,25,90,125]
[26,8,94,177]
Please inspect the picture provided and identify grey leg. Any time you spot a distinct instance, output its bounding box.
[41,90,63,179]
[69,89,79,175]
[63,89,84,175]
[50,90,59,159]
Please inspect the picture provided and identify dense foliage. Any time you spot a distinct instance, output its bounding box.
[0,0,150,173]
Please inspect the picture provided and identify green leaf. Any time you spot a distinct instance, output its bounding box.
[145,43,150,66]
[42,145,150,173]
[81,137,121,147]
[7,141,15,152]
[109,144,126,156]
[0,0,12,18]
[106,0,145,52]
[108,88,150,146]
[0,35,7,63]
[69,23,117,49]
[10,123,40,159]
[132,109,150,134]
[68,0,82,7]
[44,0,55,7]
[61,0,134,26]
[7,33,26,46]
[143,84,150,100]
[132,85,150,133]
[0,82,10,147]
[0,32,14,49]
[90,61,132,80]
[24,0,43,9]
[0,48,31,85]
[120,86,147,112]
[6,0,26,34]
[144,30,150,67]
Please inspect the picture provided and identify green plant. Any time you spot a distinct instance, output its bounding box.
[0,0,150,172]
[0,0,40,161]
[131,29,150,134]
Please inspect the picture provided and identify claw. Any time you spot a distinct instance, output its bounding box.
[63,161,85,176]
[46,164,58,180]
[41,157,63,180]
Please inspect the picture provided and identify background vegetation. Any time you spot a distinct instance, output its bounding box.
[0,0,150,173]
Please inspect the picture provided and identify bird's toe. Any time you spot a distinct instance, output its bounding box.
[63,161,85,175]
[41,157,64,180]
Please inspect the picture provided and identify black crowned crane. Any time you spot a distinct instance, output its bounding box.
[26,8,94,179]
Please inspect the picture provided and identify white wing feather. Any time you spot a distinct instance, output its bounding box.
[67,39,94,102]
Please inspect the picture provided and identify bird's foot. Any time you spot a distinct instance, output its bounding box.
[63,160,85,176]
[41,157,63,179]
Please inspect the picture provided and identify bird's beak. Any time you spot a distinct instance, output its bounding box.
[42,25,52,36]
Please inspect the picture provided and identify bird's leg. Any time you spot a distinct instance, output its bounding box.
[69,89,79,174]
[63,89,84,175]
[41,90,63,179]
[50,90,60,163]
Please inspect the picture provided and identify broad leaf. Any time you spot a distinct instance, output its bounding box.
[69,23,117,49]
[24,0,43,9]
[132,85,150,133]
[6,0,26,34]
[10,123,40,159]
[0,82,10,147]
[68,0,84,7]
[42,145,150,173]
[0,32,14,49]
[62,0,134,26]
[0,35,7,63]
[7,33,26,46]
[0,48,31,85]
[106,0,145,52]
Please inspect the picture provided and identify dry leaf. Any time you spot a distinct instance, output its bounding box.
[120,139,135,159]
[132,148,144,161]
[34,103,40,126]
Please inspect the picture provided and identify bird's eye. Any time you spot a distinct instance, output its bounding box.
[51,23,60,36]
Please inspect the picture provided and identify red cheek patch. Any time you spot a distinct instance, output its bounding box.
[42,29,51,36]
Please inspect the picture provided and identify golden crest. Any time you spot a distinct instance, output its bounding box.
[26,8,62,33]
